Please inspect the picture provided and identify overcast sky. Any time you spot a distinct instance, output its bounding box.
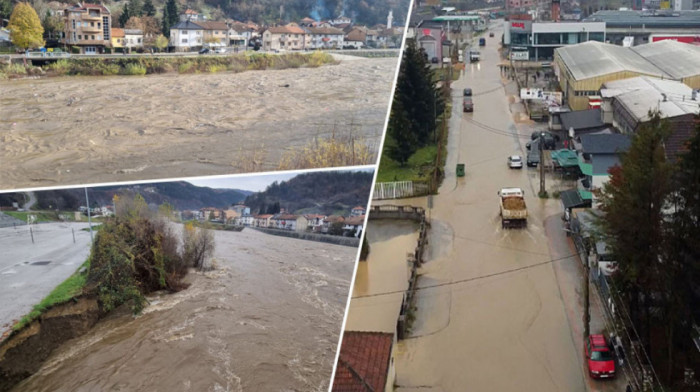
[187,168,374,192]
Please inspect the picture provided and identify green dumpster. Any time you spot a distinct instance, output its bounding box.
[456,163,465,177]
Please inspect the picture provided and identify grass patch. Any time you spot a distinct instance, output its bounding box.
[277,134,376,170]
[377,142,437,183]
[3,211,75,223]
[433,67,460,82]
[122,63,146,75]
[13,259,89,331]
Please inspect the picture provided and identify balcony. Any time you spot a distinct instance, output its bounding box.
[81,26,102,33]
[81,13,102,21]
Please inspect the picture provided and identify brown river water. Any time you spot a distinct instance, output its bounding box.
[0,55,397,189]
[12,228,357,392]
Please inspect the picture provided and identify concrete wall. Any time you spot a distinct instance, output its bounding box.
[251,227,360,247]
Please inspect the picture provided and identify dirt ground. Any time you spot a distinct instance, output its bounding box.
[0,55,398,190]
[12,228,357,392]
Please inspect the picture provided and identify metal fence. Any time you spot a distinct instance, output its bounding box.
[373,181,430,200]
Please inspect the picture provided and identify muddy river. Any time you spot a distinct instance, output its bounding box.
[13,228,357,392]
[0,55,397,190]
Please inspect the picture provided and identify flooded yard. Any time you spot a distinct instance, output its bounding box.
[0,55,397,189]
[12,228,357,392]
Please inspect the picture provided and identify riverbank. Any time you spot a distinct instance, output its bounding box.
[0,52,336,80]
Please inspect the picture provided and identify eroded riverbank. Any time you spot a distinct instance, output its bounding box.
[0,55,397,189]
[11,229,356,391]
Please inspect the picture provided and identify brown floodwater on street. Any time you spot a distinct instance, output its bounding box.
[12,228,357,392]
[0,55,397,189]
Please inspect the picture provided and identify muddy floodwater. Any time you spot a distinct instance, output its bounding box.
[13,229,356,392]
[0,55,397,189]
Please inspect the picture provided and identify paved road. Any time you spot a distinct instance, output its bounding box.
[0,222,93,335]
[390,21,608,391]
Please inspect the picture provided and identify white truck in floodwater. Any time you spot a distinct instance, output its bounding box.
[498,188,528,229]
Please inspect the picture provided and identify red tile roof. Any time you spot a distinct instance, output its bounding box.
[332,332,393,392]
[111,28,125,37]
[352,206,366,210]
[267,25,305,35]
[344,215,365,226]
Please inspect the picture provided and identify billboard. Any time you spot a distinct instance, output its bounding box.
[520,88,563,105]
[510,50,529,61]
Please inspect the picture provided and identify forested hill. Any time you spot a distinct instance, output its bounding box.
[221,0,410,26]
[244,171,374,215]
[24,182,250,211]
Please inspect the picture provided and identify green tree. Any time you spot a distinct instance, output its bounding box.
[154,34,168,51]
[161,0,179,37]
[329,221,344,236]
[129,0,143,17]
[119,3,130,27]
[42,10,64,40]
[662,115,700,381]
[387,98,417,165]
[8,2,45,49]
[598,111,672,354]
[0,0,14,25]
[142,0,156,17]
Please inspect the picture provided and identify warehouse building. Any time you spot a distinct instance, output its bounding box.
[553,40,700,110]
[584,9,700,46]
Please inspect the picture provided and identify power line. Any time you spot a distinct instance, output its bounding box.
[351,251,579,300]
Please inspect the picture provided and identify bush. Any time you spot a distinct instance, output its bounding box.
[182,222,215,271]
[207,64,228,73]
[178,61,195,73]
[278,134,376,170]
[48,59,70,74]
[123,63,146,75]
[6,63,27,75]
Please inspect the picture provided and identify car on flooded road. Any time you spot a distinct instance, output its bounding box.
[463,97,474,112]
[585,334,616,379]
[508,155,523,169]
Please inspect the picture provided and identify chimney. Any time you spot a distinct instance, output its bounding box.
[552,0,561,22]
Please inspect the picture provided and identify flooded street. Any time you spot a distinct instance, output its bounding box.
[0,55,397,189]
[345,22,597,391]
[13,228,357,392]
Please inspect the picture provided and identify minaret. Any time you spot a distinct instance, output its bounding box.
[387,10,393,28]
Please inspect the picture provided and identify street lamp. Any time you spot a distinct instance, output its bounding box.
[539,132,546,196]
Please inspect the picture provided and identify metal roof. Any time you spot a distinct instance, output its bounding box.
[556,41,670,81]
[630,40,700,80]
[591,154,621,176]
[560,108,605,131]
[584,10,700,28]
[603,76,699,122]
[580,134,631,154]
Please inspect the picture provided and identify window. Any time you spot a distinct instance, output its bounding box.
[73,32,77,41]
[78,34,82,39]
[138,38,141,43]
[98,23,100,28]
[182,38,188,43]
[72,19,76,29]
[91,35,95,40]
[90,22,94,27]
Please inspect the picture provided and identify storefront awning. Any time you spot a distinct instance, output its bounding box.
[578,158,593,176]
[561,189,592,209]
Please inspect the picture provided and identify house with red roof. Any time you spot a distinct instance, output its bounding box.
[332,331,396,392]
[262,24,306,51]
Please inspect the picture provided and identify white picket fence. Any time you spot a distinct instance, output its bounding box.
[373,181,429,200]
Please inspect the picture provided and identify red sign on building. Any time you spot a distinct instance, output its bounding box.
[512,22,525,29]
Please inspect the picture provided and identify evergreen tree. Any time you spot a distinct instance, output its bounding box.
[598,111,672,354]
[119,3,130,28]
[129,0,143,17]
[387,98,417,165]
[143,0,156,17]
[662,115,700,381]
[161,0,179,37]
[8,2,45,49]
[0,0,13,24]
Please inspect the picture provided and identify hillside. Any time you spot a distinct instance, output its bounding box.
[10,182,250,211]
[101,0,410,27]
[244,171,374,216]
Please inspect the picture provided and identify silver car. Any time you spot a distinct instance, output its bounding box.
[508,155,523,169]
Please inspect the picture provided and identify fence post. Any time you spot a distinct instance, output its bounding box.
[72,228,76,243]
[30,226,34,244]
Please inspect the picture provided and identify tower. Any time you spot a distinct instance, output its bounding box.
[387,10,393,28]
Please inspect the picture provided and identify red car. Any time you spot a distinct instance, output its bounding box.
[585,334,616,379]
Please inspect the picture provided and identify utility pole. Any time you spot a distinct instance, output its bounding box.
[85,188,94,243]
[539,133,546,196]
[583,242,591,339]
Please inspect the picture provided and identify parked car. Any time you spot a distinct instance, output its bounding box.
[463,88,473,97]
[199,48,210,54]
[463,97,474,112]
[508,155,523,169]
[479,38,486,46]
[489,32,495,37]
[526,140,540,167]
[530,131,558,150]
[431,57,439,64]
[585,334,616,379]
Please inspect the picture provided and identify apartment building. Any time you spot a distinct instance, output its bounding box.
[262,24,306,51]
[61,3,112,54]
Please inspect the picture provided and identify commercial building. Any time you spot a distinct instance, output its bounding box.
[504,21,606,61]
[415,21,445,62]
[553,40,700,110]
[584,9,700,46]
[61,3,112,54]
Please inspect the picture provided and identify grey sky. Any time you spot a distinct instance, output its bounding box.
[187,167,374,192]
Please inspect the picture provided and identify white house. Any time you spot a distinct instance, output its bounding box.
[344,27,366,49]
[304,214,326,232]
[329,16,352,26]
[350,206,366,216]
[343,215,365,237]
[170,20,204,51]
[305,26,345,49]
[254,214,274,227]
[124,29,143,49]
